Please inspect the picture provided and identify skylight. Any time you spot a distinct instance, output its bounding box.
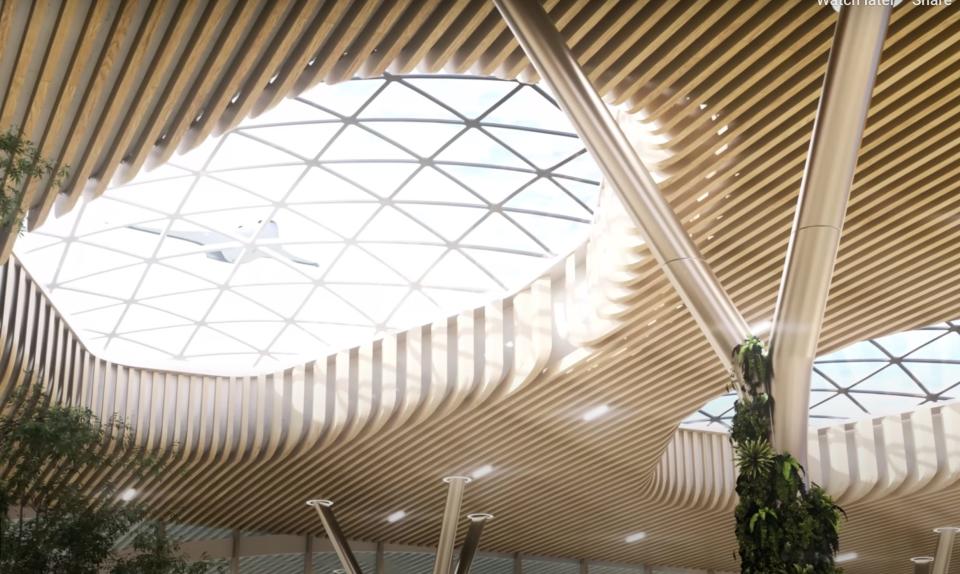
[683,319,960,429]
[15,74,601,374]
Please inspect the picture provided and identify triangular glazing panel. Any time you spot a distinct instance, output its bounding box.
[141,290,219,321]
[359,82,458,120]
[116,304,193,332]
[122,325,198,356]
[393,166,484,205]
[206,133,299,171]
[485,126,584,170]
[461,213,545,253]
[180,176,270,214]
[438,164,535,204]
[361,121,463,158]
[392,204,486,242]
[246,98,339,124]
[213,165,309,203]
[297,288,375,326]
[405,77,516,119]
[463,248,544,285]
[420,250,499,291]
[324,162,419,198]
[327,284,409,324]
[503,177,594,218]
[268,208,345,243]
[849,364,923,395]
[906,331,960,361]
[361,244,446,281]
[299,79,385,116]
[294,203,379,238]
[205,290,283,322]
[81,226,165,259]
[56,243,142,283]
[321,125,415,161]
[483,85,571,130]
[241,122,342,158]
[809,391,863,419]
[209,321,285,351]
[817,340,889,362]
[507,213,587,254]
[137,262,217,298]
[233,284,314,319]
[435,128,528,169]
[355,206,442,243]
[324,245,406,284]
[553,149,603,181]
[815,361,886,387]
[185,326,258,356]
[848,391,922,417]
[286,167,380,203]
[59,263,146,301]
[386,289,442,329]
[902,361,960,394]
[874,329,947,358]
[110,177,194,214]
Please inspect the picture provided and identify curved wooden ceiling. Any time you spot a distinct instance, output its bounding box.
[2,1,960,573]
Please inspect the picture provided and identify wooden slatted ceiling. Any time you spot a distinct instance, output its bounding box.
[1,2,960,573]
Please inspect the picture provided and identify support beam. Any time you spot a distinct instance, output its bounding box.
[432,476,471,574]
[914,557,935,574]
[305,499,363,574]
[303,534,313,574]
[376,541,385,574]
[455,513,494,574]
[933,527,960,574]
[769,4,890,464]
[230,529,240,574]
[492,0,749,372]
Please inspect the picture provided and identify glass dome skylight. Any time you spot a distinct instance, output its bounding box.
[15,74,601,374]
[683,319,960,430]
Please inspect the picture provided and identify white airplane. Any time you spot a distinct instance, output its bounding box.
[128,219,319,267]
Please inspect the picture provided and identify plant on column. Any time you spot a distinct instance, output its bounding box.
[730,337,844,574]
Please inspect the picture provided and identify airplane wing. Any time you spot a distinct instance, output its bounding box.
[266,246,320,267]
[127,224,234,246]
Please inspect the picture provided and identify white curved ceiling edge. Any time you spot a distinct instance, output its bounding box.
[650,399,960,510]
[0,186,636,456]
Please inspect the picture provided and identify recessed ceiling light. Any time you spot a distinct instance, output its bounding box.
[119,488,138,502]
[835,552,858,563]
[625,532,647,543]
[386,510,407,523]
[582,404,610,422]
[470,465,494,479]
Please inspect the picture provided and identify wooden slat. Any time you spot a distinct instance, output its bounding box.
[0,3,958,574]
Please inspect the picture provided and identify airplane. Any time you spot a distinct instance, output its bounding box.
[128,219,320,267]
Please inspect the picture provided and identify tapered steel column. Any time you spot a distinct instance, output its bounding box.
[455,513,494,574]
[914,557,935,574]
[432,476,471,574]
[493,0,749,372]
[306,499,363,574]
[933,528,960,574]
[768,4,890,464]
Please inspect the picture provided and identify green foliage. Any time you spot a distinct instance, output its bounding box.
[731,338,845,574]
[0,128,68,232]
[0,384,221,573]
